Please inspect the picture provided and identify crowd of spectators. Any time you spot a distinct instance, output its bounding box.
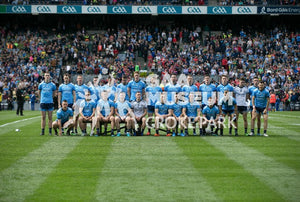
[2,0,299,5]
[0,23,299,110]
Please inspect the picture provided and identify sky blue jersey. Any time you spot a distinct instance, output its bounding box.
[59,83,76,104]
[80,100,96,117]
[202,105,219,120]
[97,99,115,117]
[155,102,169,115]
[253,88,270,108]
[145,86,162,106]
[38,81,56,104]
[56,107,73,124]
[199,84,217,105]
[128,80,146,101]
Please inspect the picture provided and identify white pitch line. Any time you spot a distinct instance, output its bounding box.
[0,116,41,128]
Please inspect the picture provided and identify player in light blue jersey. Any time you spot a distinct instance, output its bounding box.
[102,77,117,102]
[164,74,182,104]
[116,75,129,101]
[145,76,162,135]
[38,72,57,136]
[115,92,133,136]
[251,81,270,137]
[127,71,146,101]
[219,88,238,136]
[248,77,259,136]
[199,75,217,108]
[78,90,97,136]
[96,90,115,137]
[182,74,198,101]
[202,97,220,136]
[74,75,89,135]
[183,93,201,136]
[169,93,186,136]
[58,74,76,109]
[52,100,74,136]
[154,93,172,136]
[89,76,101,102]
[217,75,234,105]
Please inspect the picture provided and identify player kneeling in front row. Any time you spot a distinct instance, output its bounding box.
[52,100,74,136]
[219,88,238,136]
[131,91,147,136]
[96,90,115,136]
[115,92,133,136]
[202,97,220,136]
[154,93,172,136]
[78,90,97,136]
[251,81,270,137]
[183,93,201,136]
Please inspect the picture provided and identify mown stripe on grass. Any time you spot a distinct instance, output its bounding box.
[0,137,82,202]
[95,137,219,201]
[268,122,300,141]
[27,137,114,201]
[0,116,41,136]
[0,116,41,128]
[205,137,300,202]
[174,137,284,201]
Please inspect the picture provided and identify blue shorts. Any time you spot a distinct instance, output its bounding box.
[147,106,155,113]
[222,110,234,115]
[40,103,54,111]
[250,106,253,112]
[256,107,268,114]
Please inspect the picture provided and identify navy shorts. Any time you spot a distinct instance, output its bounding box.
[68,103,73,109]
[237,106,247,114]
[256,107,268,114]
[222,110,234,115]
[40,103,54,111]
[147,106,155,113]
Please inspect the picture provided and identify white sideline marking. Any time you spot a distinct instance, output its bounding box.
[0,116,41,128]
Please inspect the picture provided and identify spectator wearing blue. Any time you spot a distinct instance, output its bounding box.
[128,71,146,102]
[58,74,76,109]
[52,100,74,136]
[30,91,36,111]
[219,87,238,136]
[251,81,270,137]
[199,75,217,108]
[38,72,57,136]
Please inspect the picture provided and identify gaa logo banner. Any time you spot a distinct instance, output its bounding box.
[158,6,181,14]
[32,5,56,14]
[82,6,107,14]
[57,6,81,14]
[182,6,207,14]
[208,6,232,14]
[232,6,257,14]
[132,6,156,14]
[108,6,131,14]
[7,5,31,13]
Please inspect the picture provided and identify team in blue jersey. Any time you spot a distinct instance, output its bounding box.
[52,100,74,136]
[40,71,271,137]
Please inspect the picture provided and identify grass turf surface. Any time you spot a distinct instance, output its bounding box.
[0,110,299,201]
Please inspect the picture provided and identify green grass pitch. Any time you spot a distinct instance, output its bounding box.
[0,110,299,201]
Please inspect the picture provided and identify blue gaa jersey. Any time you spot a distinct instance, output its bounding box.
[217,84,234,105]
[182,84,198,98]
[170,103,185,117]
[116,83,129,101]
[56,107,73,124]
[254,89,270,108]
[128,80,146,101]
[202,106,219,120]
[89,85,101,102]
[164,84,182,103]
[221,97,237,111]
[115,101,131,117]
[145,86,162,106]
[185,102,200,117]
[102,85,116,102]
[75,84,89,101]
[199,84,217,105]
[59,83,76,104]
[80,100,96,117]
[97,99,114,117]
[248,85,258,107]
[155,102,169,115]
[38,81,56,103]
